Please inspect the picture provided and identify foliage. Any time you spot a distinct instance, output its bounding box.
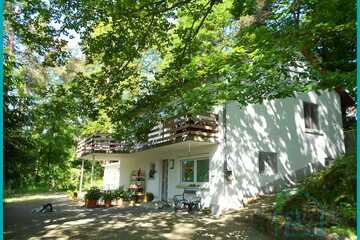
[5,0,355,194]
[328,226,357,240]
[122,189,136,202]
[300,155,355,208]
[274,188,297,213]
[102,191,114,201]
[56,0,354,141]
[282,155,356,227]
[231,0,356,92]
[113,187,125,200]
[67,190,78,199]
[84,187,102,200]
[80,110,113,136]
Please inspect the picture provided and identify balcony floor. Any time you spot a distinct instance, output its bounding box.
[80,140,218,161]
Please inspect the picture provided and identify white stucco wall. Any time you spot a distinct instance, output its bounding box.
[102,155,162,198]
[215,90,345,212]
[101,90,345,215]
[103,162,121,190]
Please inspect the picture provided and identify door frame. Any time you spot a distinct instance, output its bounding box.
[161,159,168,201]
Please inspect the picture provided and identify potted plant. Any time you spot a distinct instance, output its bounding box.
[85,187,102,208]
[102,191,114,207]
[113,187,125,207]
[124,189,136,206]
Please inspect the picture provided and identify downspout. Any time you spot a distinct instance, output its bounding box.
[79,158,85,193]
[223,102,227,212]
[90,154,95,187]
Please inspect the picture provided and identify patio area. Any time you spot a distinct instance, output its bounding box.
[4,193,271,240]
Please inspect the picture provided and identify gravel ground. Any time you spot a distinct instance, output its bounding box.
[4,193,272,240]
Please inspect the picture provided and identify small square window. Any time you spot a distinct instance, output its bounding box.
[304,102,319,129]
[259,152,278,175]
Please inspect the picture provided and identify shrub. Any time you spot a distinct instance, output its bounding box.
[123,189,136,201]
[85,187,102,200]
[113,187,125,200]
[329,226,357,240]
[102,191,114,201]
[275,188,299,213]
[338,202,356,225]
[281,155,356,227]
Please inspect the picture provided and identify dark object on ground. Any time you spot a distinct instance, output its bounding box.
[32,203,54,213]
[146,192,154,202]
[174,188,201,213]
[40,203,53,213]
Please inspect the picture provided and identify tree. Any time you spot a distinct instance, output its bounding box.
[57,0,355,140]
[4,0,355,191]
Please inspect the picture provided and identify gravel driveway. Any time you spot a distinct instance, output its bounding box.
[4,193,272,240]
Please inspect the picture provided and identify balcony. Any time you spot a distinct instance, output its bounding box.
[76,114,219,158]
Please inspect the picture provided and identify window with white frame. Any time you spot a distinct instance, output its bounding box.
[259,151,278,175]
[181,158,209,183]
[304,102,319,129]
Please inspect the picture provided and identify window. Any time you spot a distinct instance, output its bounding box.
[181,158,209,183]
[259,152,278,175]
[182,160,194,182]
[304,102,319,129]
[196,159,209,182]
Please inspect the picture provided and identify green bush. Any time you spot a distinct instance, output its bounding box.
[274,191,290,213]
[275,188,300,213]
[328,226,356,239]
[301,155,355,207]
[281,155,356,227]
[85,187,102,200]
[113,186,125,199]
[122,189,136,201]
[102,191,114,201]
[338,202,356,225]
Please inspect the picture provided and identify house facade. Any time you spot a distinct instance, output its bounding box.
[77,90,345,215]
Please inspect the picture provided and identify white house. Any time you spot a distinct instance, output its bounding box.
[76,90,345,215]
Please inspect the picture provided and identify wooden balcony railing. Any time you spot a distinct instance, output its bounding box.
[76,114,219,158]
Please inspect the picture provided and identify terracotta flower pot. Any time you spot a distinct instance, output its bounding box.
[104,199,112,208]
[117,198,124,207]
[86,199,97,208]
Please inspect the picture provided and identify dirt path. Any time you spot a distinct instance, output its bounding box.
[4,193,272,240]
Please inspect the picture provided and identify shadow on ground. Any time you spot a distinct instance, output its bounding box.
[4,194,272,240]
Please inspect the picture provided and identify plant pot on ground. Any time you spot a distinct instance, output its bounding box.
[123,189,136,206]
[113,187,125,207]
[85,187,102,208]
[102,191,114,207]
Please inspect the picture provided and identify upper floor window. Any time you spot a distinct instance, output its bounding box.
[304,102,319,129]
[259,151,278,175]
[181,158,209,183]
